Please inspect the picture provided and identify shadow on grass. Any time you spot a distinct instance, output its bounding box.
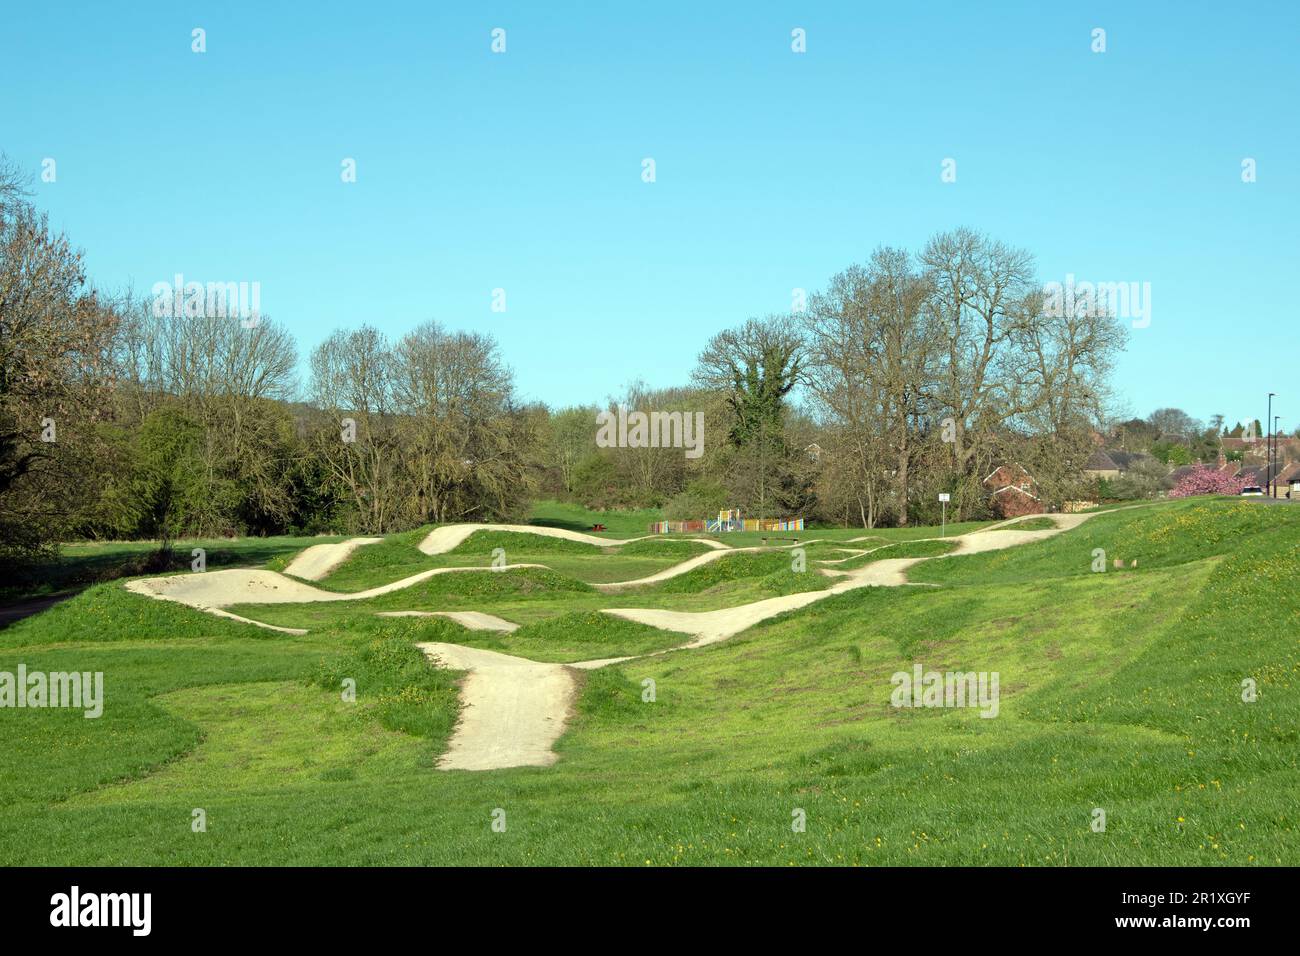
[1,539,322,603]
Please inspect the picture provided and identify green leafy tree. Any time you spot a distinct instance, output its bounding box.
[0,156,120,561]
[1150,441,1192,466]
[693,315,806,518]
[571,453,620,510]
[663,478,729,521]
[114,406,206,550]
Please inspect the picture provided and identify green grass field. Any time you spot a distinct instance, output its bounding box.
[1,498,1297,865]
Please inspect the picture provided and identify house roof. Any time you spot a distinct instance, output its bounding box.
[982,462,1033,485]
[1104,450,1152,470]
[1240,462,1287,484]
[983,462,1040,500]
[1083,450,1119,471]
[1220,435,1287,452]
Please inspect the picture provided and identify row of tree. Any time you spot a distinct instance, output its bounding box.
[1,154,545,558]
[3,152,1137,570]
[553,230,1128,527]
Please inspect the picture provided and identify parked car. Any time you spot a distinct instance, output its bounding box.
[1240,486,1265,497]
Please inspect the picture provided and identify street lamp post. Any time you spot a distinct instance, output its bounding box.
[1267,393,1275,497]
[1275,415,1281,499]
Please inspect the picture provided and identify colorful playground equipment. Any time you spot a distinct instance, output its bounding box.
[648,509,805,535]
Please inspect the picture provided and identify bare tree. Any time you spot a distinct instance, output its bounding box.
[1146,407,1202,444]
[804,248,933,526]
[920,228,1038,478]
[392,321,535,524]
[310,325,402,532]
[111,302,300,534]
[0,156,120,556]
[546,405,597,495]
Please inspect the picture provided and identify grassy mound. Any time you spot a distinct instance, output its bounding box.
[614,537,714,557]
[311,629,461,743]
[649,551,831,596]
[574,667,654,721]
[3,582,267,647]
[223,567,596,633]
[1021,520,1300,744]
[1001,516,1057,531]
[909,500,1279,586]
[312,528,431,589]
[2,534,343,602]
[504,610,690,660]
[448,530,602,555]
[393,567,592,600]
[827,538,958,571]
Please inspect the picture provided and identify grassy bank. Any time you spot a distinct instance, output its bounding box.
[2,497,1295,865]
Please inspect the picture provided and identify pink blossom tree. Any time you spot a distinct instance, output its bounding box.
[1168,465,1246,498]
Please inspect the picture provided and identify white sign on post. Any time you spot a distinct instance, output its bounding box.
[938,493,951,502]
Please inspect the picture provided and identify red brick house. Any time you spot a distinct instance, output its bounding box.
[982,463,1045,518]
[1278,461,1300,498]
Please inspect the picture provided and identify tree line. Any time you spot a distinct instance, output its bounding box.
[2,155,1132,571]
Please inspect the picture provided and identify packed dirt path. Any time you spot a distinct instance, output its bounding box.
[431,511,1096,770]
[283,537,382,580]
[601,517,1081,644]
[603,554,922,645]
[417,523,727,555]
[416,643,576,771]
[592,538,823,592]
[123,564,548,633]
[122,511,1098,770]
[127,526,737,633]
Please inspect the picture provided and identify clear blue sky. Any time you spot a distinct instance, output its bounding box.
[4,1,1297,432]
